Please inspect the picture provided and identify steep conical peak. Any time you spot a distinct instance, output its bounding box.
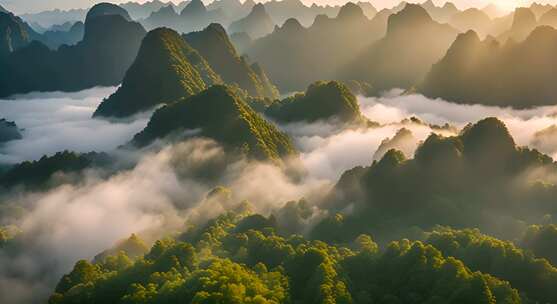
[251,3,267,16]
[185,23,237,58]
[204,22,228,37]
[512,7,537,30]
[0,12,31,56]
[387,3,433,34]
[85,2,131,24]
[337,2,366,20]
[93,27,219,118]
[184,23,277,99]
[312,14,331,27]
[524,25,557,44]
[181,0,207,15]
[132,85,296,161]
[453,30,482,48]
[422,0,436,10]
[443,2,457,10]
[461,117,516,157]
[157,5,176,15]
[280,18,304,33]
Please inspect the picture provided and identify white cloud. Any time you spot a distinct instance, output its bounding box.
[0,87,151,165]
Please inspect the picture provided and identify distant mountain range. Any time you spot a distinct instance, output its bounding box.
[419,25,557,107]
[229,3,275,39]
[0,3,147,97]
[247,2,384,92]
[94,23,278,118]
[342,4,458,91]
[3,0,557,109]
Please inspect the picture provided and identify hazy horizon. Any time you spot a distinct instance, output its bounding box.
[2,0,556,15]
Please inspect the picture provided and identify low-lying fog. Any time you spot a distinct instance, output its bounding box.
[0,87,150,165]
[3,88,557,303]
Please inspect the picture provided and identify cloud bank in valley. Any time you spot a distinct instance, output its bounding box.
[3,88,557,303]
[0,87,151,165]
[360,91,557,158]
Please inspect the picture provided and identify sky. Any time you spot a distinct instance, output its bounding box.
[1,0,555,15]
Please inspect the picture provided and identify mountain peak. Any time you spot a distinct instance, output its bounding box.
[461,117,516,161]
[387,3,433,34]
[337,2,366,20]
[265,81,363,124]
[422,0,436,10]
[85,2,131,24]
[181,0,207,16]
[93,27,219,118]
[512,7,537,31]
[539,7,557,26]
[280,18,304,33]
[205,22,228,36]
[157,4,176,15]
[132,85,296,161]
[184,23,278,99]
[443,2,457,10]
[252,3,266,15]
[524,25,557,44]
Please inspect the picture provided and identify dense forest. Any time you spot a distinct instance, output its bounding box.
[2,0,557,303]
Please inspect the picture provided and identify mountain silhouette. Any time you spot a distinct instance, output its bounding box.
[229,3,275,39]
[132,85,297,161]
[539,8,557,28]
[119,0,177,20]
[0,118,22,143]
[499,7,538,42]
[341,3,458,91]
[449,8,492,37]
[94,27,220,118]
[184,23,278,99]
[85,2,132,24]
[0,5,146,97]
[207,0,252,24]
[248,2,383,92]
[40,21,84,49]
[0,12,32,57]
[143,0,226,33]
[373,128,418,161]
[419,26,557,107]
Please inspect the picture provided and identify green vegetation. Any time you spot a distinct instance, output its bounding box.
[521,224,557,266]
[132,85,297,161]
[0,12,31,58]
[265,81,364,124]
[49,210,527,304]
[427,227,557,303]
[323,118,557,242]
[93,27,220,118]
[0,151,111,189]
[183,23,279,100]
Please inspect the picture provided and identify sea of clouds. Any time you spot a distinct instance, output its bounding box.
[3,88,557,303]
